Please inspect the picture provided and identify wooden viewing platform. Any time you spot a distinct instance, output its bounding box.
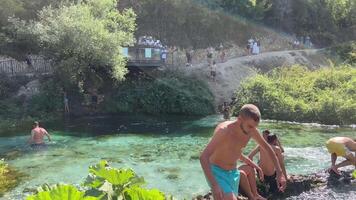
[0,46,167,76]
[123,46,167,67]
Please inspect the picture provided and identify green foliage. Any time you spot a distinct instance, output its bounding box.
[104,73,215,116]
[123,186,165,200]
[10,0,136,92]
[127,0,272,48]
[0,159,22,197]
[197,0,355,46]
[26,161,167,200]
[328,41,356,65]
[233,65,356,125]
[26,78,63,118]
[0,75,29,100]
[83,160,165,200]
[26,184,98,200]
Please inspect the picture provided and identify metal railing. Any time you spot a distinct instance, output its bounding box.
[124,46,167,67]
[0,58,53,76]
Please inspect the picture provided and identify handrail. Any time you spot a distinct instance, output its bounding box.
[0,58,53,76]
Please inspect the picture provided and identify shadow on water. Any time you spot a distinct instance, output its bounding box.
[0,114,208,137]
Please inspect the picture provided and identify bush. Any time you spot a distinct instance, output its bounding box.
[233,65,356,125]
[103,73,215,116]
[26,78,63,118]
[328,41,356,65]
[0,75,29,100]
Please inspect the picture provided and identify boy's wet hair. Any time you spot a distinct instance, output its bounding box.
[267,134,277,144]
[262,130,270,135]
[239,104,261,122]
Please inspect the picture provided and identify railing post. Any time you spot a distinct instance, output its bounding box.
[10,60,14,76]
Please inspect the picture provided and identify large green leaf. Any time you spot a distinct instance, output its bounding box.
[26,184,98,200]
[123,186,165,200]
[87,160,144,187]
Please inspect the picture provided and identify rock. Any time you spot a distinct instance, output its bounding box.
[16,80,40,98]
[194,170,355,200]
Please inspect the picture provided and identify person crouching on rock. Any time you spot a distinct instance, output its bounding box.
[325,137,356,175]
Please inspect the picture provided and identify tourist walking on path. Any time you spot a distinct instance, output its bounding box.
[207,47,214,67]
[325,137,356,175]
[210,61,217,82]
[186,48,193,67]
[200,104,286,200]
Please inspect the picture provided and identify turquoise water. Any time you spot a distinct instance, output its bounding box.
[0,115,355,199]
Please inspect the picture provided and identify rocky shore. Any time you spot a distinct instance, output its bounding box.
[194,169,355,200]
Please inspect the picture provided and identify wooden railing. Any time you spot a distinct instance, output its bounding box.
[0,58,53,76]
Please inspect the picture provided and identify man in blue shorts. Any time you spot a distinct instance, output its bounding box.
[200,104,286,200]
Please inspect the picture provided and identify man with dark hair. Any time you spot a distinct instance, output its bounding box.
[200,104,286,200]
[248,131,287,194]
[28,121,51,148]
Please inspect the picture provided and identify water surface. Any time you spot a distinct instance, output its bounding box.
[0,115,355,199]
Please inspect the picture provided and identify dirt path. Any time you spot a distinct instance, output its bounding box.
[180,49,329,107]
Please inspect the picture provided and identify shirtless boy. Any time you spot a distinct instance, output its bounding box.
[326,137,356,175]
[28,121,51,148]
[200,104,286,200]
[248,131,287,194]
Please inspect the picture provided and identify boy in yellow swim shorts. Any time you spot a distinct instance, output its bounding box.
[326,137,356,175]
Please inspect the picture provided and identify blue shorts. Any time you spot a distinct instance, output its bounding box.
[208,164,240,196]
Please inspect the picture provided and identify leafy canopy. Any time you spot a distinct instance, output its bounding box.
[12,0,136,91]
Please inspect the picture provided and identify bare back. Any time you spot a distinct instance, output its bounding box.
[209,121,251,170]
[258,145,281,176]
[31,127,47,144]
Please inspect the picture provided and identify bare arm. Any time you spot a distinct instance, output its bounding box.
[42,128,51,142]
[248,145,260,160]
[28,130,34,144]
[240,154,258,169]
[200,127,223,197]
[240,154,264,181]
[275,147,287,180]
[276,139,285,153]
[251,128,286,191]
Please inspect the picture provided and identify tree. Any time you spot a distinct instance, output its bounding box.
[11,0,136,91]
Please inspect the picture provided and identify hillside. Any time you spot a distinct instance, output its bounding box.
[178,49,330,107]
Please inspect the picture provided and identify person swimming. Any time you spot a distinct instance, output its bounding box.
[27,121,51,149]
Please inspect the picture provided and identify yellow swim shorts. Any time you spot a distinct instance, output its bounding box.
[326,140,350,157]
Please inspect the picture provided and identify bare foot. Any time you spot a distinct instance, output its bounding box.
[327,166,341,175]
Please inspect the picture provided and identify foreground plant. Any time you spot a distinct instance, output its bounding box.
[83,160,165,200]
[26,160,166,200]
[26,184,97,200]
[0,159,22,196]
